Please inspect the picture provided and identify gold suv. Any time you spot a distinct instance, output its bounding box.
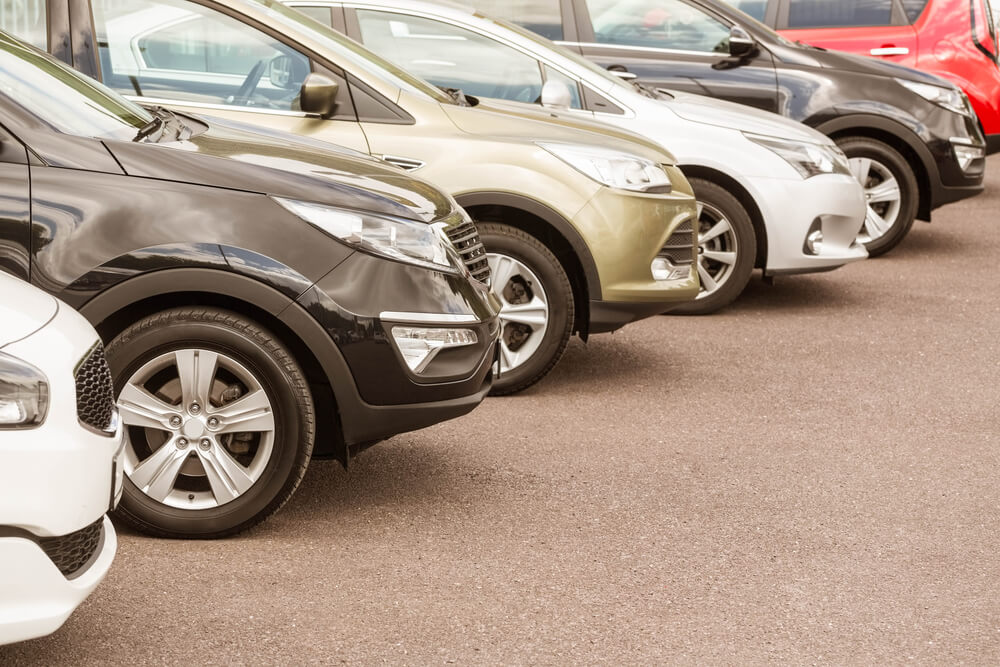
[32,0,699,393]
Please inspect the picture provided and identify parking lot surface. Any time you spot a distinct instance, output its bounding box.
[5,157,1000,665]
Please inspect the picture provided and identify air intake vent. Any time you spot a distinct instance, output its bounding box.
[446,221,491,284]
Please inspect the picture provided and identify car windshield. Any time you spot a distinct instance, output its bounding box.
[0,32,153,140]
[246,0,455,104]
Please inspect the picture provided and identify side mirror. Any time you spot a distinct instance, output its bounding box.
[300,73,340,118]
[540,80,572,110]
[269,55,296,89]
[729,25,756,58]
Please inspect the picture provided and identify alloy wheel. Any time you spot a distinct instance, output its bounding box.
[695,201,739,300]
[118,349,276,510]
[849,156,902,244]
[487,253,550,374]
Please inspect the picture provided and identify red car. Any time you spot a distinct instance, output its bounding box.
[723,0,1000,152]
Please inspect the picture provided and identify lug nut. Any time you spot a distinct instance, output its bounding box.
[169,416,182,428]
[207,417,219,428]
[177,437,189,450]
[199,438,212,451]
[190,403,201,415]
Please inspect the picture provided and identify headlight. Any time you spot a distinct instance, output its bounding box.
[744,133,851,179]
[537,142,673,193]
[272,197,460,273]
[896,78,970,116]
[0,352,49,429]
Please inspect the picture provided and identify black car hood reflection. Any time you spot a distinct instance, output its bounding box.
[103,113,451,223]
[806,46,950,87]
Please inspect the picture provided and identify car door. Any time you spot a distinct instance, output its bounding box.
[775,0,919,67]
[569,0,779,112]
[75,0,371,154]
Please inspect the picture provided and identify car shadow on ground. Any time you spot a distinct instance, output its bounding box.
[704,272,861,315]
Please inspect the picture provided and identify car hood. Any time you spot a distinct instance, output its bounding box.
[445,98,678,164]
[805,46,952,87]
[661,89,831,144]
[0,274,58,349]
[105,114,454,222]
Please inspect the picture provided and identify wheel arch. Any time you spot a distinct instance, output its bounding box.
[678,165,768,269]
[80,268,351,464]
[454,192,600,338]
[813,114,936,221]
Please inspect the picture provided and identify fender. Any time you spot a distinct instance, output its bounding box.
[454,191,602,301]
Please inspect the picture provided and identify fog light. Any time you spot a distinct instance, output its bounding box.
[952,141,985,171]
[391,327,478,374]
[805,230,824,255]
[651,258,692,281]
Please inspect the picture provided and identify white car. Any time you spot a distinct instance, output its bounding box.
[286,0,869,313]
[0,273,123,645]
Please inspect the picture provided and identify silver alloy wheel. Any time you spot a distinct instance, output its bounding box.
[694,200,739,300]
[849,156,902,243]
[117,349,276,510]
[487,252,550,373]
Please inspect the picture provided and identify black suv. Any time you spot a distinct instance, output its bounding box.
[471,0,987,255]
[0,33,499,538]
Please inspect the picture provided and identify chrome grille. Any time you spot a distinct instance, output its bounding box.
[38,518,104,578]
[75,343,116,434]
[446,221,491,284]
[658,218,696,266]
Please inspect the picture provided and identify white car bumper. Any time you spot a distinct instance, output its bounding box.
[751,172,869,275]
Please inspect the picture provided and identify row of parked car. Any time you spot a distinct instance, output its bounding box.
[0,0,990,645]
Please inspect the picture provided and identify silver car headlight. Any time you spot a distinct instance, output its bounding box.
[272,197,460,273]
[537,142,673,193]
[744,133,851,179]
[0,352,49,429]
[896,78,970,116]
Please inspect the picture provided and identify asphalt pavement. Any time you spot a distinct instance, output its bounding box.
[5,157,1000,665]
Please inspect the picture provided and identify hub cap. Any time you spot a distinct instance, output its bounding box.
[487,253,549,374]
[849,157,902,244]
[117,349,275,509]
[695,201,738,300]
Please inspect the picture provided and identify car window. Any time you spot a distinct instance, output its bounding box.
[542,64,583,109]
[0,32,152,140]
[470,0,564,41]
[787,0,893,29]
[0,0,47,49]
[91,0,311,111]
[585,0,732,54]
[900,0,929,22]
[356,10,546,104]
[716,0,767,22]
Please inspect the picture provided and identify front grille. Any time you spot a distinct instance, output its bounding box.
[446,221,491,284]
[75,343,116,434]
[38,518,104,578]
[658,218,696,266]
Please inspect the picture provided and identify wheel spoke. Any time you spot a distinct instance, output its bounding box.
[699,218,732,245]
[212,389,274,434]
[697,259,718,293]
[488,255,520,300]
[175,349,218,408]
[130,441,188,502]
[850,157,872,186]
[499,340,516,371]
[499,298,547,328]
[696,201,705,219]
[701,249,736,265]
[118,383,177,430]
[864,206,890,238]
[197,445,255,505]
[866,177,900,204]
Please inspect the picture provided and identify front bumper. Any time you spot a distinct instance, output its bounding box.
[573,177,700,323]
[751,172,869,275]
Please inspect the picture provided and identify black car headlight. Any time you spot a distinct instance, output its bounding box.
[0,352,49,429]
[272,197,461,273]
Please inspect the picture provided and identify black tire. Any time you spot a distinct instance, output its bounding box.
[476,222,574,396]
[671,177,757,316]
[835,136,919,257]
[106,307,314,539]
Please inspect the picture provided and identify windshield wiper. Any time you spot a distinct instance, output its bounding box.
[132,112,164,142]
[438,87,471,107]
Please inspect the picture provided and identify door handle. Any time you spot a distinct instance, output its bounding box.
[870,46,910,56]
[606,65,637,80]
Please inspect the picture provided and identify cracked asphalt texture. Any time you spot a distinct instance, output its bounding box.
[5,157,1000,665]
